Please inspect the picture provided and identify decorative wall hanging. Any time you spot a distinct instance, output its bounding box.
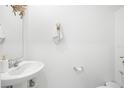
[10,5,27,19]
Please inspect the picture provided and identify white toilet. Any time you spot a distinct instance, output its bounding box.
[97,81,121,88]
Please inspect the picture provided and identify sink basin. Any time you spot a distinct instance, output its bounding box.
[1,61,45,86]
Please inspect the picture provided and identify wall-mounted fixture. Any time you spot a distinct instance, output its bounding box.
[0,24,6,44]
[7,5,27,19]
[120,56,124,65]
[53,23,64,44]
[73,66,84,72]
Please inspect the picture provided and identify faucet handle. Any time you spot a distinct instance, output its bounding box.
[13,62,18,67]
[8,57,23,68]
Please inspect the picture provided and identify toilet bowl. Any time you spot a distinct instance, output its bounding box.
[97,81,121,88]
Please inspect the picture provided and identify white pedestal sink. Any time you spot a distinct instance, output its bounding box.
[1,61,45,87]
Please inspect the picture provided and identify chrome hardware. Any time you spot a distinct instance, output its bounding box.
[53,23,64,44]
[73,66,84,72]
[8,57,23,68]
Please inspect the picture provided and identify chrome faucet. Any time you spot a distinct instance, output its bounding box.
[8,57,23,68]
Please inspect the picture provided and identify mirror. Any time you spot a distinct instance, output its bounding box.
[0,5,26,60]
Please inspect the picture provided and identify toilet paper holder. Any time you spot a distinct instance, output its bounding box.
[73,66,84,72]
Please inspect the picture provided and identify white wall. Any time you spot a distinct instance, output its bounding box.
[0,6,23,59]
[25,6,118,88]
[115,7,124,87]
